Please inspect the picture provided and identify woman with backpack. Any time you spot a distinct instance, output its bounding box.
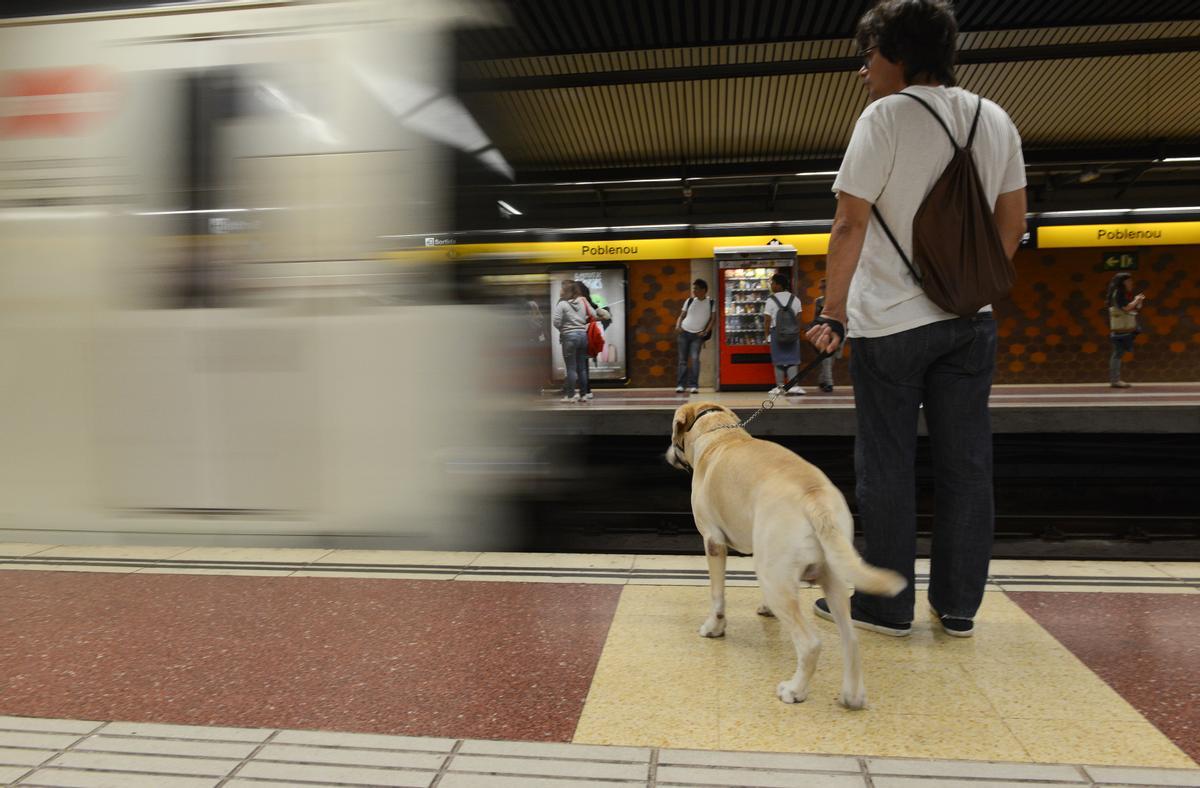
[1106,272,1146,389]
[763,272,805,396]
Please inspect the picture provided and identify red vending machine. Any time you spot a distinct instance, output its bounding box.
[715,245,797,389]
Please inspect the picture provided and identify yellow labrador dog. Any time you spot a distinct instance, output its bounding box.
[666,402,905,709]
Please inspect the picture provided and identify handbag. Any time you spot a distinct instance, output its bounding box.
[1109,306,1137,333]
[583,301,605,359]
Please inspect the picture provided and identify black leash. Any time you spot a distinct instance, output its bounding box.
[731,316,844,430]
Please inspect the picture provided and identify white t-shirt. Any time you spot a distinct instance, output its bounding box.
[833,85,1026,338]
[680,296,714,334]
[763,292,800,323]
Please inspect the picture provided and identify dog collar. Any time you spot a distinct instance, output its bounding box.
[686,407,726,432]
[673,407,731,473]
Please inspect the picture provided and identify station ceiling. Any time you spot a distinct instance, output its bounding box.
[454,0,1200,229]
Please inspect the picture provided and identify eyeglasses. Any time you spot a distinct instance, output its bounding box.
[857,45,878,69]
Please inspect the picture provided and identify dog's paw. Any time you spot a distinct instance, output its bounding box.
[756,604,775,617]
[776,681,807,704]
[699,617,726,638]
[840,687,868,710]
[840,681,868,714]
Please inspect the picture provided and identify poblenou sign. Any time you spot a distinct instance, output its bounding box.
[1038,222,1200,248]
[387,234,831,263]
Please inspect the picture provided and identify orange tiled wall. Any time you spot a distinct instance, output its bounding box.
[624,246,1200,387]
[627,260,694,387]
[991,245,1199,383]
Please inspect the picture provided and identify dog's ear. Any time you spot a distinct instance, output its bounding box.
[672,404,693,446]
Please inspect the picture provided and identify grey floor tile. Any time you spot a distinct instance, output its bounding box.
[0,717,101,735]
[438,776,644,788]
[0,733,84,751]
[0,746,56,767]
[872,779,1080,788]
[17,767,219,788]
[660,748,859,772]
[235,761,434,787]
[449,754,648,781]
[76,735,258,759]
[867,758,1085,782]
[270,729,455,752]
[223,782,357,788]
[97,722,271,743]
[254,743,445,770]
[48,751,239,777]
[1086,765,1200,786]
[656,765,866,788]
[458,739,650,762]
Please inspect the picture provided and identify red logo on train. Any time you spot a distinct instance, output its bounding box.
[0,66,116,138]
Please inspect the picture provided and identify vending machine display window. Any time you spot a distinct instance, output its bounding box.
[714,245,797,389]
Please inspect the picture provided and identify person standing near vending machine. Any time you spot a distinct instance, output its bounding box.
[675,279,713,394]
[763,273,805,396]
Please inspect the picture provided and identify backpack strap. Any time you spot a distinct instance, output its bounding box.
[785,294,795,312]
[684,296,693,311]
[871,204,923,286]
[966,95,984,149]
[898,91,985,151]
[896,91,959,150]
[872,91,988,288]
[770,294,783,309]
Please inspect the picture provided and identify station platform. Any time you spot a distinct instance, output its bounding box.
[2,543,1198,787]
[530,382,1200,435]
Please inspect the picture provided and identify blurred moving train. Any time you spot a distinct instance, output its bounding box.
[0,0,536,549]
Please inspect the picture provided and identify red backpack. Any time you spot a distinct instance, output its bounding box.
[583,301,605,359]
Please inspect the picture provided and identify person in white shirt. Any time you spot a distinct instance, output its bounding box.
[762,273,805,396]
[674,279,713,394]
[806,0,1027,639]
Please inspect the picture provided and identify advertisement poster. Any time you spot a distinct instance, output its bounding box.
[549,267,627,381]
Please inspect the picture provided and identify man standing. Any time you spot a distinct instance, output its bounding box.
[807,0,1027,638]
[675,279,713,394]
[814,278,837,393]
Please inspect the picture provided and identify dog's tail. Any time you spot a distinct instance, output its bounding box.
[810,497,906,597]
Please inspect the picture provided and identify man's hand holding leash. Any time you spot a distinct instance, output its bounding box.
[808,315,846,354]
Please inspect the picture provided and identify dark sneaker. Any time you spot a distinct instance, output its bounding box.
[929,605,974,638]
[814,597,911,637]
[819,383,834,393]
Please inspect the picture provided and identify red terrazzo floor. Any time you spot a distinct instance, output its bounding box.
[1010,591,1200,763]
[0,572,621,741]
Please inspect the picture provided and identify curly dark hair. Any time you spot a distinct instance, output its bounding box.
[856,0,958,87]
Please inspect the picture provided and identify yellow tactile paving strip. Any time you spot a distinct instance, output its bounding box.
[572,585,1197,768]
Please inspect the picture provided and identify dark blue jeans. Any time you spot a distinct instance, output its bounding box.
[849,314,997,623]
[677,331,704,388]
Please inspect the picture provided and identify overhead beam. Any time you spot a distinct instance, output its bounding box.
[457,145,1200,188]
[458,36,1200,92]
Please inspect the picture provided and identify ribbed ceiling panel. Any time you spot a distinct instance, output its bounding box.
[962,52,1200,147]
[463,50,1200,172]
[465,73,870,170]
[457,3,1200,177]
[457,0,1200,60]
[461,20,1200,81]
